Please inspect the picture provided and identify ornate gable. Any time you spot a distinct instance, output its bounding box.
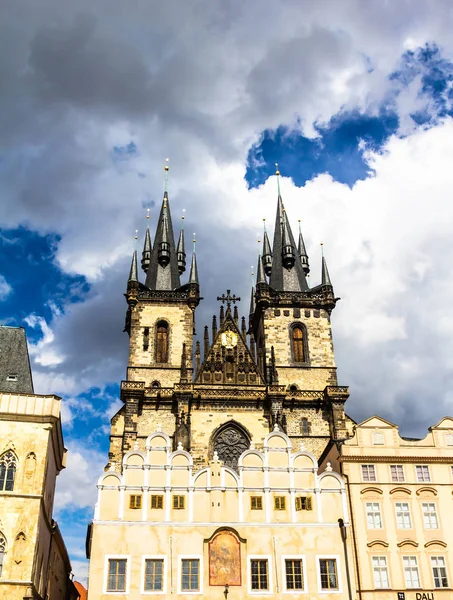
[196,311,264,386]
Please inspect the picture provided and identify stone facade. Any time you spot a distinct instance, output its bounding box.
[0,392,74,600]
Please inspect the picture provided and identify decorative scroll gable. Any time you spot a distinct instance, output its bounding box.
[196,312,264,386]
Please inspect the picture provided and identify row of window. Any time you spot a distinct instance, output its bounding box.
[361,463,442,483]
[366,501,440,530]
[372,555,449,589]
[105,556,339,593]
[128,494,313,512]
[371,431,453,447]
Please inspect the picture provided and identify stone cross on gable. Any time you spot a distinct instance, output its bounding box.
[217,289,241,310]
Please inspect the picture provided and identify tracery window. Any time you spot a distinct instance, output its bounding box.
[0,451,17,492]
[291,324,308,363]
[155,321,169,363]
[0,535,5,577]
[213,424,249,472]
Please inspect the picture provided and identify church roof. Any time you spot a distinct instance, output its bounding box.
[0,326,34,394]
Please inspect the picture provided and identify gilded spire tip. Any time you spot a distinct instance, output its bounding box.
[164,158,169,193]
[146,208,150,221]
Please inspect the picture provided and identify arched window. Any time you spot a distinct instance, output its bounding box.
[301,418,311,436]
[0,451,17,492]
[213,423,250,472]
[291,324,307,363]
[0,534,5,577]
[155,321,169,363]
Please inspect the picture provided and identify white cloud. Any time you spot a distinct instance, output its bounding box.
[0,275,12,301]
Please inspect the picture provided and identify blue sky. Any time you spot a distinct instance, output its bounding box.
[3,1,453,583]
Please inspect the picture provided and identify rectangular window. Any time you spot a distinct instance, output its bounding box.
[395,503,412,529]
[143,327,149,351]
[390,465,405,482]
[144,559,164,591]
[445,433,453,446]
[319,558,338,590]
[181,559,199,592]
[285,559,304,590]
[366,503,382,529]
[274,496,286,510]
[372,432,385,445]
[251,559,268,590]
[250,496,263,510]
[403,556,420,588]
[422,502,438,529]
[6,374,17,382]
[295,496,312,511]
[129,494,142,509]
[173,495,185,509]
[416,465,431,482]
[107,559,127,592]
[431,556,449,588]
[361,464,377,482]
[372,556,389,589]
[151,495,163,509]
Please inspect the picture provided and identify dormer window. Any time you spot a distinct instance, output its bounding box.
[6,374,17,382]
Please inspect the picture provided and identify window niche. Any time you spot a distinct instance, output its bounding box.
[0,451,17,492]
[155,321,169,363]
[290,323,309,364]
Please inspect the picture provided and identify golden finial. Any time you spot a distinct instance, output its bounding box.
[134,229,138,241]
[146,208,150,221]
[193,232,196,252]
[164,157,169,171]
[275,162,280,176]
[320,242,324,257]
[164,158,169,193]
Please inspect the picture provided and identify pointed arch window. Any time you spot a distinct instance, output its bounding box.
[0,451,17,491]
[156,321,169,363]
[0,534,5,577]
[291,324,308,364]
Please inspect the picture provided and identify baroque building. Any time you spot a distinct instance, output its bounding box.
[0,326,78,600]
[321,416,453,599]
[86,166,357,598]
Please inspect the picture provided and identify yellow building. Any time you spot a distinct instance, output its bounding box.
[321,415,453,599]
[0,326,76,600]
[86,166,356,598]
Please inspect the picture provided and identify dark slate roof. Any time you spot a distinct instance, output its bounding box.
[145,192,181,291]
[269,196,309,292]
[0,326,34,394]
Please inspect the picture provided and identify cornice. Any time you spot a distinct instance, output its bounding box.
[340,455,452,463]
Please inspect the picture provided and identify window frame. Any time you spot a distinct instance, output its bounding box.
[431,556,449,589]
[295,496,312,511]
[390,465,405,482]
[289,322,309,365]
[104,555,130,594]
[421,502,439,529]
[372,555,390,589]
[281,555,306,593]
[365,502,383,529]
[0,451,17,492]
[155,320,169,364]
[361,464,377,482]
[129,494,142,509]
[402,555,420,589]
[372,432,385,445]
[248,555,273,595]
[317,555,342,594]
[150,495,164,510]
[395,502,412,529]
[251,496,263,510]
[178,555,203,595]
[141,555,167,595]
[274,496,286,511]
[173,495,185,510]
[415,465,431,482]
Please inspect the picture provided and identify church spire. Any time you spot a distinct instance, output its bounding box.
[321,244,332,287]
[141,209,152,273]
[262,218,273,276]
[177,211,186,275]
[128,250,139,283]
[145,160,181,290]
[189,234,199,285]
[298,220,310,276]
[269,165,308,292]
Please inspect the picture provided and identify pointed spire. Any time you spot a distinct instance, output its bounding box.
[233,305,239,325]
[141,208,152,273]
[241,316,247,339]
[212,315,218,340]
[128,250,139,283]
[269,165,308,292]
[145,159,181,290]
[195,340,201,375]
[249,285,256,319]
[188,234,199,285]
[321,244,332,287]
[298,220,310,275]
[256,252,267,286]
[262,218,273,276]
[177,210,186,275]
[204,325,210,359]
